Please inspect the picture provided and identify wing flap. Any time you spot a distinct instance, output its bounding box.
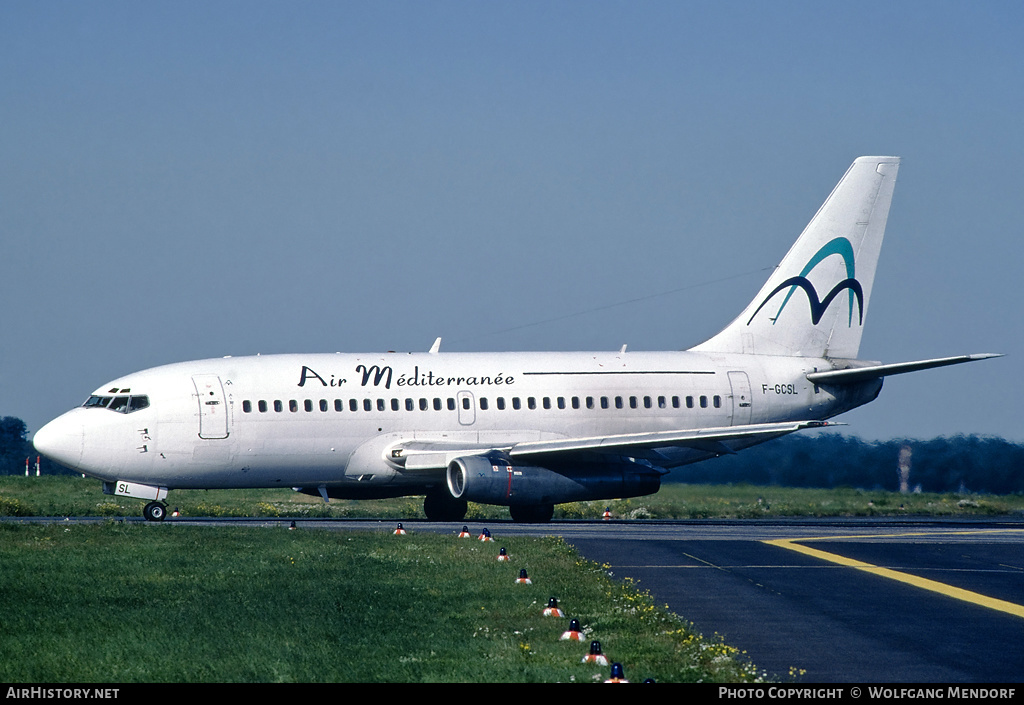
[388,421,838,471]
[508,420,837,457]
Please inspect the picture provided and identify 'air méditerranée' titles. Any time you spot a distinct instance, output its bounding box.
[297,365,514,390]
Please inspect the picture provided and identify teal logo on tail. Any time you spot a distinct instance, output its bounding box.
[747,237,864,327]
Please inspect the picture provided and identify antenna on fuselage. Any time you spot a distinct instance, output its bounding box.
[429,337,442,354]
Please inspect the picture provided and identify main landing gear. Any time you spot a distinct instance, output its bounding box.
[143,501,167,522]
[421,488,555,523]
[509,503,554,523]
[423,489,468,522]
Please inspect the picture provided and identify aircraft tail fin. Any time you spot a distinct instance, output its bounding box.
[691,156,900,358]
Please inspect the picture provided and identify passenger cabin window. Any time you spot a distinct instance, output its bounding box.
[238,387,728,417]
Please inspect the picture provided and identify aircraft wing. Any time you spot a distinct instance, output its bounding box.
[389,420,837,471]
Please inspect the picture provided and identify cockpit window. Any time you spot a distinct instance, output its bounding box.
[108,396,130,412]
[83,394,150,413]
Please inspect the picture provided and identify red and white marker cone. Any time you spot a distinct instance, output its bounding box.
[560,618,584,641]
[458,525,471,538]
[543,597,564,617]
[602,507,612,520]
[393,523,407,535]
[604,662,629,683]
[583,640,609,666]
[171,507,180,517]
[497,547,510,561]
[515,568,532,584]
[478,528,493,542]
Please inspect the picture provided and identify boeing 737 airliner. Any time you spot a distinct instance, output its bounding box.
[33,157,1000,522]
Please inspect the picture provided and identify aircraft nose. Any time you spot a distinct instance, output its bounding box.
[33,414,84,470]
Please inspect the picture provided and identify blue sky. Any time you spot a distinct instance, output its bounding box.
[2,1,1021,443]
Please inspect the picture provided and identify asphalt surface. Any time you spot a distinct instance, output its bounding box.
[565,527,1024,682]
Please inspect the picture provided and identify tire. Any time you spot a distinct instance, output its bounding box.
[423,490,468,522]
[143,502,167,522]
[509,503,554,523]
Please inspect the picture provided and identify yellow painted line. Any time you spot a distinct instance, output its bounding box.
[764,537,1024,620]
[775,528,1024,542]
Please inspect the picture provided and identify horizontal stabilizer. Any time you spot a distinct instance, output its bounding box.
[806,354,1003,385]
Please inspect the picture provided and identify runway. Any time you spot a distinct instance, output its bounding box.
[560,520,1024,683]
[17,515,1024,682]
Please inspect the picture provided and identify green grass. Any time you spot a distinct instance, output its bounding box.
[0,523,761,683]
[1,475,1021,521]
[4,478,1014,682]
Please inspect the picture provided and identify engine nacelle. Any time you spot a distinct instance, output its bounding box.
[446,454,661,506]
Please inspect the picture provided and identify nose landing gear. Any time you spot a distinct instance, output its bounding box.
[143,501,167,522]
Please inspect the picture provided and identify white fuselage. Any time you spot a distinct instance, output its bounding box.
[35,349,879,495]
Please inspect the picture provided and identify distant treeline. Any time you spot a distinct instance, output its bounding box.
[671,433,1024,494]
[3,415,1022,493]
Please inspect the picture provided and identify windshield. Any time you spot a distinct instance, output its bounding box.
[83,394,150,414]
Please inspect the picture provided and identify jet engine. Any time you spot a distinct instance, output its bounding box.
[445,454,662,507]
